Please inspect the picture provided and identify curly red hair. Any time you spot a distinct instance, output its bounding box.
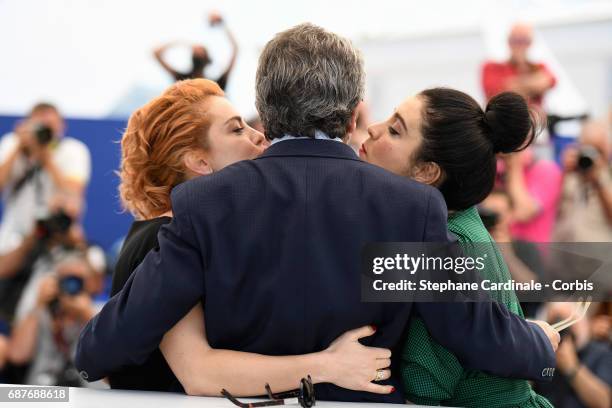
[119,79,224,219]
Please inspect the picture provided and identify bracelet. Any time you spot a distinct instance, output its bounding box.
[565,363,582,382]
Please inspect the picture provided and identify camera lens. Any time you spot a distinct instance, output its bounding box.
[59,276,84,296]
[577,155,593,170]
[33,124,53,145]
[576,145,599,172]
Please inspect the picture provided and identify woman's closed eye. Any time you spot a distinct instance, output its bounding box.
[388,126,400,136]
[231,119,246,135]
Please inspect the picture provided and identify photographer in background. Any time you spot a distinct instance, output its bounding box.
[482,22,556,108]
[555,121,612,242]
[536,302,612,408]
[8,255,98,387]
[0,193,85,324]
[0,102,91,255]
[153,12,238,88]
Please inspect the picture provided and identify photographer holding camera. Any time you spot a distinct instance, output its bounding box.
[0,191,86,326]
[535,302,611,408]
[556,120,612,242]
[0,102,91,256]
[7,255,98,386]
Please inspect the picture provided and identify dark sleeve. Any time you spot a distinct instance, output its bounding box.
[415,189,556,382]
[75,185,205,381]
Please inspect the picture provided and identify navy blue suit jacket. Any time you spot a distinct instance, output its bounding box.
[76,140,555,402]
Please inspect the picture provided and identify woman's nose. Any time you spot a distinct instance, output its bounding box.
[367,123,382,140]
[249,128,266,147]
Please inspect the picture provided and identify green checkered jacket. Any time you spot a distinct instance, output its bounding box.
[401,206,553,407]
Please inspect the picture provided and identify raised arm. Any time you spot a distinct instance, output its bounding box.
[161,304,393,396]
[209,13,238,88]
[153,42,181,78]
[416,188,559,382]
[75,184,204,381]
[220,22,238,79]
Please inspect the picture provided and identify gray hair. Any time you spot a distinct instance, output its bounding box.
[256,23,365,140]
[53,253,91,274]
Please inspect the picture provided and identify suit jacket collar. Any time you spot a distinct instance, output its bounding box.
[256,139,361,162]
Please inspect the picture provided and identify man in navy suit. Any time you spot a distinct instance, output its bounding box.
[76,23,558,402]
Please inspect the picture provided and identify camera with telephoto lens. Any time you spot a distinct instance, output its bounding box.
[48,275,85,316]
[32,123,54,146]
[36,209,73,241]
[58,275,85,296]
[576,145,599,172]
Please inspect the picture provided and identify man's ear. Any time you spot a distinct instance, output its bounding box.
[345,101,362,136]
[183,149,213,177]
[413,161,443,187]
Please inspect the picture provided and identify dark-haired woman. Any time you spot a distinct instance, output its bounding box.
[360,89,552,407]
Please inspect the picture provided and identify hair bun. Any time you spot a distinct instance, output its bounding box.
[483,110,496,128]
[482,108,497,132]
[483,92,541,154]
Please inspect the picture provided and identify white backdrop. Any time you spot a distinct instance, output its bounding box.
[0,0,610,120]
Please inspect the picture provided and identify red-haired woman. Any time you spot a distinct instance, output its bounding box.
[110,78,393,396]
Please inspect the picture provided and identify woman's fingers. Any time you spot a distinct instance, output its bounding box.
[375,358,391,370]
[373,368,392,382]
[362,381,394,394]
[370,347,392,359]
[346,325,377,341]
[323,325,396,393]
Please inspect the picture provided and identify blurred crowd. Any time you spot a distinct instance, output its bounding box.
[0,17,610,408]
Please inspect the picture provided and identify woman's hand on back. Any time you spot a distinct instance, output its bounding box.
[319,325,394,394]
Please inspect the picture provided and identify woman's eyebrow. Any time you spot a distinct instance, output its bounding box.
[224,116,242,125]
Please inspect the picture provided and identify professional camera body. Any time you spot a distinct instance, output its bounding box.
[36,210,73,241]
[32,123,54,146]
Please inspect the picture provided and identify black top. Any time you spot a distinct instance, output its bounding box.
[172,71,229,90]
[108,216,181,392]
